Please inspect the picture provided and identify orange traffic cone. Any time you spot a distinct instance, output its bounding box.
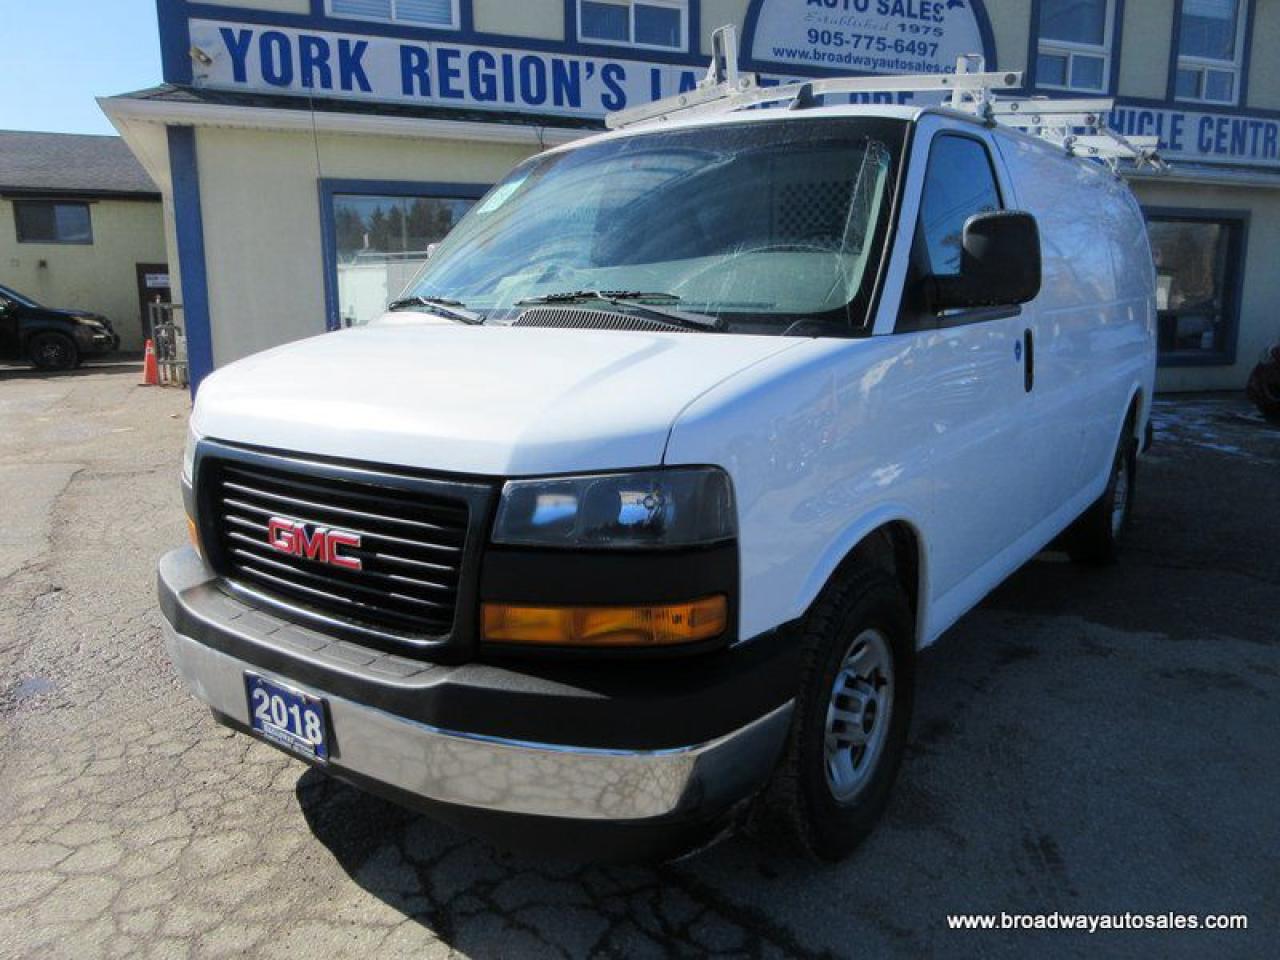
[141,339,159,386]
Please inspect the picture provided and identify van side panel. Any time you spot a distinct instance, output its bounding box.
[994,133,1156,518]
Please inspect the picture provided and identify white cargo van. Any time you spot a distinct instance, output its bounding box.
[159,50,1157,861]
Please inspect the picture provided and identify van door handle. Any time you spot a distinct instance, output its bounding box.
[1023,328,1035,393]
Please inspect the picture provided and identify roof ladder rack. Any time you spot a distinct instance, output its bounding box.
[607,25,1166,172]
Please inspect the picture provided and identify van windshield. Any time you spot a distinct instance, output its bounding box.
[401,117,907,334]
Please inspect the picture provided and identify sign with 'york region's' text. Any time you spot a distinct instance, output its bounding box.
[188,16,1280,171]
[750,0,989,76]
[189,20,707,120]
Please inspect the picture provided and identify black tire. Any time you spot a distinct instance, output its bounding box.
[27,332,79,371]
[1066,418,1137,565]
[762,569,914,861]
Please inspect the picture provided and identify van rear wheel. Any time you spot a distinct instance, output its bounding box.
[761,570,914,861]
[1066,422,1137,565]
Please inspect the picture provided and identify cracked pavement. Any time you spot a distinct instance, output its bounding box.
[0,365,1276,959]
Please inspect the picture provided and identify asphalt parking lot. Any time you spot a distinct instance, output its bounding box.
[1,364,1276,960]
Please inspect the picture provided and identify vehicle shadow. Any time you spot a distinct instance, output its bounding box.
[294,764,829,957]
[292,452,1280,960]
[290,555,1120,958]
[0,359,142,382]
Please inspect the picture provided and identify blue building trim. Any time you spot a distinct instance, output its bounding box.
[157,0,194,84]
[158,0,1280,122]
[1023,0,1042,93]
[1238,0,1257,106]
[163,0,715,74]
[1109,0,1126,95]
[1165,0,1185,101]
[317,177,491,331]
[166,126,214,395]
[563,0,578,45]
[1141,204,1250,369]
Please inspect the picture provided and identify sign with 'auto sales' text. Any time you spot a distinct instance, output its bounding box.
[749,0,990,76]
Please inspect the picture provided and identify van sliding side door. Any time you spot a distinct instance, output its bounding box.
[993,133,1108,526]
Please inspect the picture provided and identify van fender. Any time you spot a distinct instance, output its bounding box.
[1086,382,1146,502]
[790,503,930,649]
[1124,381,1150,445]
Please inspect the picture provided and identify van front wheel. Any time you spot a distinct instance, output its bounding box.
[762,570,914,861]
[1067,424,1137,565]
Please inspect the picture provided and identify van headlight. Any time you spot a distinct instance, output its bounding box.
[182,425,201,484]
[491,468,736,549]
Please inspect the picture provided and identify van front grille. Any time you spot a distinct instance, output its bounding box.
[201,453,482,646]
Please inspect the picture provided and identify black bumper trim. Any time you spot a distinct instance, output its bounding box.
[159,547,801,751]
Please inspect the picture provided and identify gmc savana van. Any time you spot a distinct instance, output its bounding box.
[159,52,1158,862]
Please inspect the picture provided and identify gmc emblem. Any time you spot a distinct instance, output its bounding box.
[267,517,362,571]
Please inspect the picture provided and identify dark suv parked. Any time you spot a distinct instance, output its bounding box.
[0,283,120,370]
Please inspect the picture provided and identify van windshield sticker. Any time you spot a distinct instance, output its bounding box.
[476,174,529,215]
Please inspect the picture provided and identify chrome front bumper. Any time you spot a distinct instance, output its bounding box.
[164,622,792,822]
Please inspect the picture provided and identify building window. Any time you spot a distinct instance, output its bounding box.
[1036,0,1114,93]
[579,0,687,50]
[1146,212,1246,365]
[330,189,479,328]
[13,200,93,245]
[328,0,459,29]
[1175,0,1247,104]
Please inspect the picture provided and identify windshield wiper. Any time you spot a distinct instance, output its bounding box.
[516,290,723,332]
[385,296,484,325]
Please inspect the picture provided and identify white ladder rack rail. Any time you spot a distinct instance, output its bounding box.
[993,100,1165,170]
[607,26,1166,172]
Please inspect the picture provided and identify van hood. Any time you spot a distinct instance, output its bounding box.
[193,324,803,476]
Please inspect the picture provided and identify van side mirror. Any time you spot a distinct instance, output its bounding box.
[929,210,1041,311]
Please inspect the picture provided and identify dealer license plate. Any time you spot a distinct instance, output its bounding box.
[245,674,329,762]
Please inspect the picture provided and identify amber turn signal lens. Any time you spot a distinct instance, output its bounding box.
[186,515,201,555]
[481,596,728,647]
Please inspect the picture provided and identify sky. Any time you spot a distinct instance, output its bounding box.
[0,0,163,136]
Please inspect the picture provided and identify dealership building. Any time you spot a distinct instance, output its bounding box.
[102,0,1280,394]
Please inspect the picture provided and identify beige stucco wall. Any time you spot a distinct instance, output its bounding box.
[981,0,1032,74]
[700,0,749,55]
[474,0,565,40]
[194,126,542,367]
[0,198,167,352]
[1246,0,1280,111]
[1117,0,1174,100]
[1128,178,1280,393]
